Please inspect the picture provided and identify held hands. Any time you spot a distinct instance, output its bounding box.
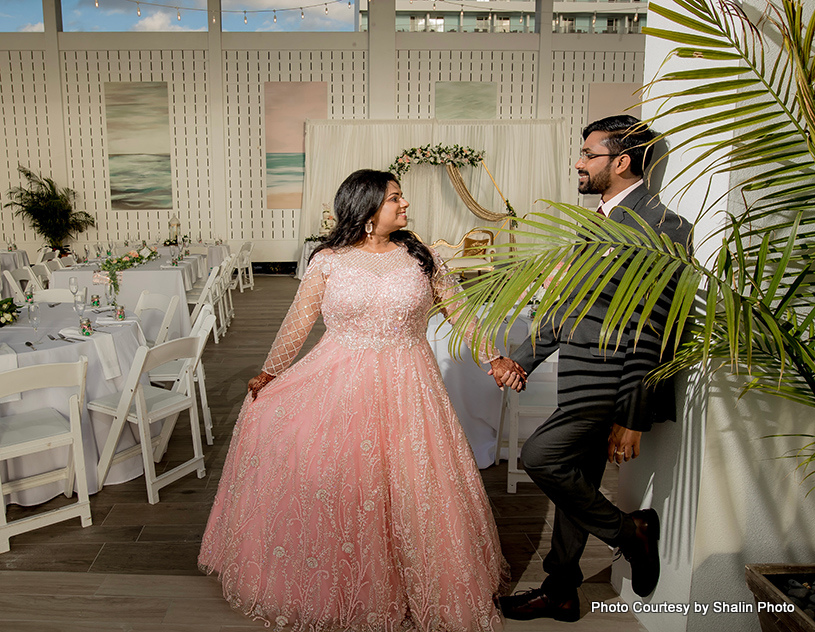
[488,356,528,392]
[608,423,642,463]
[248,371,275,400]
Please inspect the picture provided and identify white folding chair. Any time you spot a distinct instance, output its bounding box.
[3,267,45,302]
[208,257,234,341]
[34,248,57,264]
[60,255,77,267]
[495,352,559,493]
[30,263,51,289]
[87,337,206,504]
[32,288,75,303]
[186,265,220,338]
[220,253,237,325]
[44,259,63,277]
[134,290,179,347]
[236,241,254,292]
[149,308,217,445]
[0,357,92,553]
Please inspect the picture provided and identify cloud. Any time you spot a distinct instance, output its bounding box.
[18,22,44,32]
[132,10,206,31]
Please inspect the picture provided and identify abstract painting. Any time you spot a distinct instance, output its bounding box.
[104,82,172,210]
[435,82,497,119]
[265,82,328,209]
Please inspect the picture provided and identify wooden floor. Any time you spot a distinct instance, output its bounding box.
[0,275,644,631]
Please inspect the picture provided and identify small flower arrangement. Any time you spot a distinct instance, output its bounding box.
[319,203,336,236]
[304,234,323,243]
[388,144,485,178]
[163,237,178,246]
[99,246,159,298]
[0,297,20,327]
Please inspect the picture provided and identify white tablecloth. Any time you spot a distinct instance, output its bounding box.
[0,304,148,506]
[0,250,31,299]
[296,242,320,279]
[52,260,193,339]
[427,312,549,468]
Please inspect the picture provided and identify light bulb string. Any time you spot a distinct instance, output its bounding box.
[111,0,643,20]
[116,0,352,18]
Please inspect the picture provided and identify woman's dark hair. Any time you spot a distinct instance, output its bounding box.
[311,169,435,277]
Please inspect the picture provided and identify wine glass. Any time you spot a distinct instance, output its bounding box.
[69,276,79,297]
[73,290,86,320]
[29,303,40,331]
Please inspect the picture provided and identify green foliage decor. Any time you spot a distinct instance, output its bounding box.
[446,0,815,480]
[99,247,159,299]
[388,144,485,178]
[3,166,95,252]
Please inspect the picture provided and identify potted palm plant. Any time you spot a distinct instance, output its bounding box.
[446,0,814,628]
[3,166,95,254]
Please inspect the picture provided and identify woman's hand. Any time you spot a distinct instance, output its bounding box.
[488,357,527,392]
[248,372,275,400]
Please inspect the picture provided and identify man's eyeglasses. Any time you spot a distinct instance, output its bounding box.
[578,151,621,161]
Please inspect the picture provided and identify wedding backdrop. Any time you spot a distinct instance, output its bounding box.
[301,119,571,246]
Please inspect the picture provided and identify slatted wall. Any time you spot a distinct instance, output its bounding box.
[0,36,643,258]
[395,50,537,119]
[0,50,52,246]
[60,49,211,246]
[222,50,366,244]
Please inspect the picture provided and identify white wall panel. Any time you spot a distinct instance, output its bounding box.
[395,49,537,119]
[223,49,366,250]
[0,50,52,246]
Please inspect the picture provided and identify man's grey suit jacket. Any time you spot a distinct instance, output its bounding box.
[512,185,694,432]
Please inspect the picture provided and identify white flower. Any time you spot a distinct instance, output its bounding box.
[273,546,286,558]
[360,440,372,452]
[316,489,328,502]
[275,615,288,627]
[342,542,354,554]
[363,500,375,512]
[306,557,318,568]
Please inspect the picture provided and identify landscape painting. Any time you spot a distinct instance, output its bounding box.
[104,81,172,210]
[265,82,328,209]
[435,82,497,119]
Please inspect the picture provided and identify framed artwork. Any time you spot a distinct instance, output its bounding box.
[104,81,172,210]
[265,82,328,209]
[435,82,497,119]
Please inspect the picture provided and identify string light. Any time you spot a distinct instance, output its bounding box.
[348,0,351,8]
[244,10,248,23]
[301,7,304,18]
[432,1,436,9]
[95,0,99,6]
[325,4,328,13]
[136,2,141,16]
[274,10,277,22]
[177,7,181,20]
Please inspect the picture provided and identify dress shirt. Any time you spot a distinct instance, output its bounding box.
[597,180,644,217]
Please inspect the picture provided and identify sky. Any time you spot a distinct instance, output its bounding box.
[0,0,356,32]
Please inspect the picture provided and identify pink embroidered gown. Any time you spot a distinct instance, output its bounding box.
[199,246,508,631]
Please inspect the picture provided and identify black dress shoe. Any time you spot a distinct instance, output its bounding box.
[499,587,580,622]
[620,508,661,597]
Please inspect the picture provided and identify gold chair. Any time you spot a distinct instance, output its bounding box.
[431,228,495,278]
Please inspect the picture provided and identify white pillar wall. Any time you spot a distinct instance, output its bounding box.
[611,1,815,631]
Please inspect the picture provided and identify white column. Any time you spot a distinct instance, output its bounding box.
[368,0,397,118]
[206,0,229,241]
[41,0,69,186]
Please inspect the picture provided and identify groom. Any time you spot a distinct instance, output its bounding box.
[492,115,693,621]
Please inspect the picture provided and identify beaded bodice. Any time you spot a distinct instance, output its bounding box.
[262,245,493,377]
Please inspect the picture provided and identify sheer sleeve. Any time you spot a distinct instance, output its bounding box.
[261,250,331,377]
[430,248,500,365]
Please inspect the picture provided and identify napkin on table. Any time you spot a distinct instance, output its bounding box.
[0,342,21,403]
[95,316,148,347]
[59,327,121,380]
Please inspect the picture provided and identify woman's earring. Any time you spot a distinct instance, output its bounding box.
[365,221,373,236]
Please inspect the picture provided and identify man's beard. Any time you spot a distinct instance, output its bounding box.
[577,165,611,195]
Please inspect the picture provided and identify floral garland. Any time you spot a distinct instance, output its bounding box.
[0,297,19,327]
[99,246,159,299]
[388,144,485,178]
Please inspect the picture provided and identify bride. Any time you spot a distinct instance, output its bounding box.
[199,169,523,631]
